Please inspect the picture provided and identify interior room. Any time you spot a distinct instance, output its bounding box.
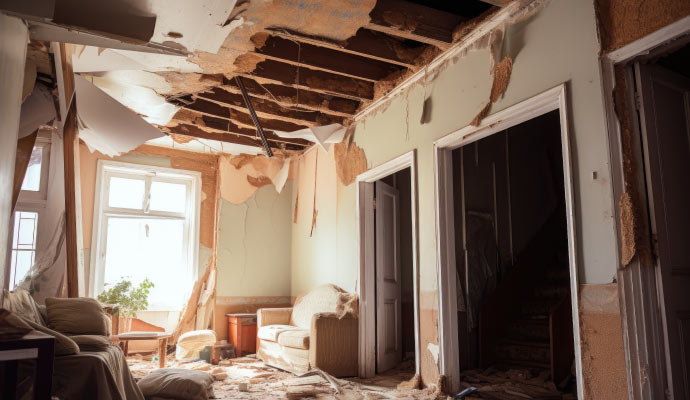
[0,0,689,399]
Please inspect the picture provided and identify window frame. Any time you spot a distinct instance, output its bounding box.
[89,160,202,310]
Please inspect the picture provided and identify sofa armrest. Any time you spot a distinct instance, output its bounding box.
[309,312,358,377]
[257,308,293,328]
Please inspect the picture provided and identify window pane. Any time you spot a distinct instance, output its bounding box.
[150,181,187,213]
[21,147,42,191]
[10,250,35,289]
[102,217,189,311]
[108,176,145,209]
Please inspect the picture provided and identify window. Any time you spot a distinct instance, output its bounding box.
[91,161,201,311]
[6,137,51,291]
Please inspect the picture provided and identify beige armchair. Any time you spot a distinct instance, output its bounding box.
[256,284,358,377]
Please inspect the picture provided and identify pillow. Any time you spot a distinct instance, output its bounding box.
[0,308,33,339]
[45,297,110,336]
[70,335,112,352]
[23,319,80,356]
[290,284,345,329]
[137,369,214,400]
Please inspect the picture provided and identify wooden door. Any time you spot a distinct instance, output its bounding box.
[637,63,690,399]
[375,180,402,373]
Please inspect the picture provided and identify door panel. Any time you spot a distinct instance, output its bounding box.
[376,180,402,373]
[636,63,690,399]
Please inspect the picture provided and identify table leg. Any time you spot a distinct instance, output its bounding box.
[158,338,167,368]
[34,340,55,400]
[123,341,129,357]
[3,360,18,400]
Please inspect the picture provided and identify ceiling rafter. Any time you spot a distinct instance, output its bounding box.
[162,123,307,150]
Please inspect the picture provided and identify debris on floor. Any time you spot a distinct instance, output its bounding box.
[127,355,448,399]
[458,367,576,400]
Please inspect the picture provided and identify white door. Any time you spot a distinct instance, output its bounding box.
[375,180,402,373]
[637,63,690,399]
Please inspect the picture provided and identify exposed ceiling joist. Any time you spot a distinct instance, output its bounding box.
[365,0,467,49]
[221,77,359,118]
[163,123,307,150]
[268,28,421,68]
[181,98,310,132]
[237,58,374,101]
[197,87,345,126]
[252,34,403,82]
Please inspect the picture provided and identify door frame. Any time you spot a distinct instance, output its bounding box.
[433,84,583,397]
[356,150,420,378]
[599,15,690,400]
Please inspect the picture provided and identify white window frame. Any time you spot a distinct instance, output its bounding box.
[89,160,201,309]
[4,135,52,291]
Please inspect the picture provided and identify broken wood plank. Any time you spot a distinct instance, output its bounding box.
[366,0,466,49]
[236,57,374,101]
[196,87,344,127]
[252,33,403,82]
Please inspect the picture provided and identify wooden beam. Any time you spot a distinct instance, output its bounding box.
[366,0,466,49]
[163,124,307,151]
[252,34,403,82]
[238,58,374,101]
[170,111,310,147]
[221,76,359,117]
[197,87,345,126]
[267,28,422,68]
[59,43,81,298]
[182,98,310,132]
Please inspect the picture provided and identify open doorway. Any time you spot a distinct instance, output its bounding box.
[452,110,576,394]
[435,86,582,396]
[357,152,420,379]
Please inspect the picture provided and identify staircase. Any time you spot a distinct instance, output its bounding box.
[478,213,574,384]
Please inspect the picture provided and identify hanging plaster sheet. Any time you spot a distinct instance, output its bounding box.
[18,84,56,139]
[273,158,291,194]
[74,74,164,157]
[274,124,346,152]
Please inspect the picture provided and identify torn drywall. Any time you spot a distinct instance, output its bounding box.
[333,141,368,186]
[219,153,290,204]
[74,74,164,156]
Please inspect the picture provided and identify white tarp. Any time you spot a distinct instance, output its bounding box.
[273,123,346,152]
[74,74,164,157]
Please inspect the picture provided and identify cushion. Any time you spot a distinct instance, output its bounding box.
[138,368,214,400]
[2,289,45,326]
[290,284,345,329]
[23,318,80,356]
[70,334,112,352]
[0,308,33,339]
[277,328,310,350]
[257,324,297,342]
[45,297,110,336]
[176,330,216,361]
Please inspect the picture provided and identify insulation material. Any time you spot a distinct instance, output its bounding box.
[18,84,57,139]
[74,74,164,157]
[596,0,690,52]
[471,55,513,126]
[274,124,347,152]
[618,191,637,265]
[333,141,367,186]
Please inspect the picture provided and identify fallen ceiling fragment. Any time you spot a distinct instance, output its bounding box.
[74,74,164,157]
[18,84,56,138]
[274,124,347,152]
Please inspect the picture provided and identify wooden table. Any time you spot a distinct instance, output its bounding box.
[0,330,55,400]
[114,332,171,368]
[226,313,257,357]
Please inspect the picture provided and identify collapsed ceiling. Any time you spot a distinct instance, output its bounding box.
[5,0,512,155]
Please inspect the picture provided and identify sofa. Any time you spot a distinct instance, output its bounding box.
[2,289,144,400]
[256,284,358,377]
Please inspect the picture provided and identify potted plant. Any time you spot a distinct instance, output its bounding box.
[97,277,154,332]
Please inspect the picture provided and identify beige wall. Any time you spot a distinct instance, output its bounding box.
[290,0,624,390]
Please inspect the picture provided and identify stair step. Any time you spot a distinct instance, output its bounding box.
[495,340,551,365]
[505,320,551,342]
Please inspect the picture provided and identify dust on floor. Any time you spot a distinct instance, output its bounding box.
[128,355,444,399]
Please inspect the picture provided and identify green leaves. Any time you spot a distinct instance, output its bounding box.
[97,277,155,318]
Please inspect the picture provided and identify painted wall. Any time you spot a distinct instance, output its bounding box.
[0,14,28,297]
[290,0,623,391]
